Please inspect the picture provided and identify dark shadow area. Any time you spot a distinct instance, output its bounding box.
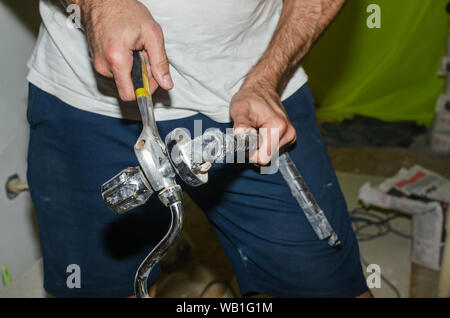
[320,116,427,148]
[102,196,171,259]
[1,0,41,36]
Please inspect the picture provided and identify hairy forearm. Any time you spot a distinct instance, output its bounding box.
[244,0,346,93]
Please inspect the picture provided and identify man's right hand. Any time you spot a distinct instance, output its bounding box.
[78,0,173,101]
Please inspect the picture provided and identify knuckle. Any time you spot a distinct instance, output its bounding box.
[234,99,251,109]
[258,153,271,166]
[93,58,111,77]
[287,126,297,143]
[119,88,135,102]
[152,56,169,70]
[230,101,247,116]
[147,22,163,39]
[121,94,134,102]
[274,117,288,134]
[104,47,124,68]
[150,21,162,32]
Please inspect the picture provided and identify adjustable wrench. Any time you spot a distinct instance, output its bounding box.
[101,51,184,298]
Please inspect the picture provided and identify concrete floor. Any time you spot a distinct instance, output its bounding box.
[337,172,411,298]
[0,171,412,298]
[0,258,47,298]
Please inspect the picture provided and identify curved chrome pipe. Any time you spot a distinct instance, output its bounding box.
[134,201,184,298]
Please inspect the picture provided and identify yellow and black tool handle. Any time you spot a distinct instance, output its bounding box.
[131,51,151,100]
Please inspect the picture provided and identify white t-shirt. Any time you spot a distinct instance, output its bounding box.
[27,0,308,122]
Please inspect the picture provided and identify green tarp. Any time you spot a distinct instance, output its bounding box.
[303,0,447,125]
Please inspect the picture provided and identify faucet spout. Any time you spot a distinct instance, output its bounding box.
[134,201,184,298]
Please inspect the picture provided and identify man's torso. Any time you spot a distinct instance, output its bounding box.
[27,0,308,122]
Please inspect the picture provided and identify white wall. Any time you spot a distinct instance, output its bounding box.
[0,1,41,287]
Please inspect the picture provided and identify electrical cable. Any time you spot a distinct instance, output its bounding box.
[350,206,411,298]
[199,279,240,298]
[351,207,412,240]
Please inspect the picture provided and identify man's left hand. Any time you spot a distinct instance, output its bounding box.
[230,83,297,166]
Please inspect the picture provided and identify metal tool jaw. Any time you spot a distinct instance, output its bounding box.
[166,128,260,187]
[101,51,182,213]
[133,90,180,201]
[165,128,210,187]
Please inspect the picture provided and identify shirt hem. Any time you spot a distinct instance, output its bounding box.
[27,66,308,124]
[27,68,200,122]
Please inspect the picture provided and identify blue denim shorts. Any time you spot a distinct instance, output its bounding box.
[27,83,368,297]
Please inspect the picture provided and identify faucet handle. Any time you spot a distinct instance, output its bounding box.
[101,166,154,214]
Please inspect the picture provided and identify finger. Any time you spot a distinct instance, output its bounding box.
[250,127,280,165]
[233,111,277,165]
[232,108,254,132]
[142,51,160,94]
[93,55,113,78]
[278,123,297,150]
[232,111,258,162]
[105,47,136,101]
[149,76,159,94]
[233,123,252,135]
[250,114,285,165]
[143,23,173,90]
